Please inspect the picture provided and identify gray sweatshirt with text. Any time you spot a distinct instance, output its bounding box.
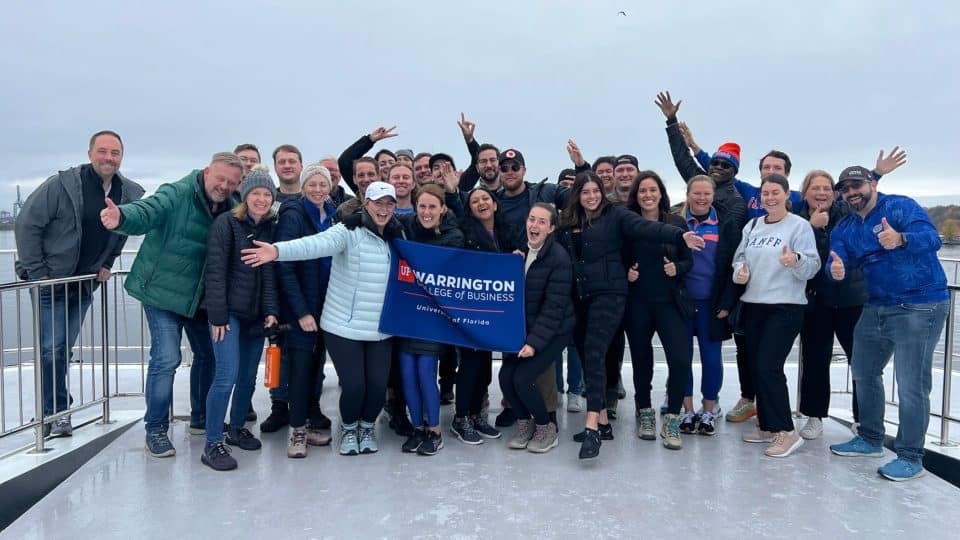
[732,213,820,305]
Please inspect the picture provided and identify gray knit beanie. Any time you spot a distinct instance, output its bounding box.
[241,164,277,201]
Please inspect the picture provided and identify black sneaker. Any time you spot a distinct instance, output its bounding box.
[259,400,289,433]
[494,408,516,427]
[226,427,262,451]
[201,442,237,471]
[451,417,483,445]
[389,413,415,437]
[679,411,700,434]
[440,386,455,405]
[402,430,426,453]
[573,423,614,442]
[308,409,332,431]
[145,432,176,458]
[246,405,257,423]
[417,430,443,456]
[698,410,718,436]
[578,428,602,459]
[471,414,501,439]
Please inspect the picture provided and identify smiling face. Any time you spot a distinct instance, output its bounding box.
[686,179,714,216]
[245,186,274,221]
[499,160,525,191]
[635,177,662,216]
[840,179,875,213]
[595,163,615,193]
[365,197,396,229]
[413,156,432,184]
[388,165,415,199]
[760,156,788,178]
[614,163,638,194]
[579,179,604,214]
[416,191,445,230]
[236,149,260,175]
[377,155,396,180]
[708,158,736,184]
[354,162,379,198]
[274,150,303,186]
[302,174,331,206]
[88,134,123,180]
[526,206,555,249]
[761,180,789,218]
[803,175,833,212]
[468,189,497,224]
[203,160,243,203]
[320,158,341,189]
[477,149,499,182]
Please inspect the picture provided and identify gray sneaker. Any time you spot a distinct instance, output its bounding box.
[358,421,378,454]
[339,423,359,456]
[566,393,585,413]
[636,408,656,440]
[661,414,682,450]
[50,415,73,437]
[527,423,559,453]
[507,419,535,449]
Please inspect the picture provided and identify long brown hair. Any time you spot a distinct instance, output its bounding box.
[559,171,610,230]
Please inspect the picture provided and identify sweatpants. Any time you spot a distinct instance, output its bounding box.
[399,352,440,428]
[800,303,862,420]
[574,294,628,413]
[500,340,566,425]
[624,298,690,414]
[455,347,492,417]
[324,332,392,425]
[686,299,724,403]
[288,339,327,428]
[743,303,804,433]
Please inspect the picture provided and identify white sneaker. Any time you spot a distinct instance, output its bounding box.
[567,393,585,413]
[800,417,823,440]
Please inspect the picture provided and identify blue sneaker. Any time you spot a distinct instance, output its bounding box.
[829,436,883,457]
[339,422,359,456]
[145,432,176,458]
[878,458,926,481]
[358,421,378,454]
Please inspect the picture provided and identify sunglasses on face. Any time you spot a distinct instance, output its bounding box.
[499,164,522,173]
[837,179,866,193]
[709,159,733,170]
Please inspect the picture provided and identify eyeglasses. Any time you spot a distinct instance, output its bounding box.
[499,164,522,173]
[709,159,733,170]
[836,179,866,193]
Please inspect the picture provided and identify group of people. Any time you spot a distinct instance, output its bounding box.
[15,90,947,482]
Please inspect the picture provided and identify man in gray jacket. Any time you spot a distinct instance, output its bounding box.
[15,130,145,436]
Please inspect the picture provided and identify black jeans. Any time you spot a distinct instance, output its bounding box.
[288,338,327,429]
[500,340,565,425]
[574,294,627,413]
[324,332,392,425]
[800,303,862,420]
[438,346,458,391]
[605,322,626,405]
[624,299,691,413]
[455,347,492,417]
[733,333,754,401]
[743,303,804,433]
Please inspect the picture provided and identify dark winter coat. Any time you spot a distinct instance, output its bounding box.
[704,214,742,341]
[624,212,692,304]
[521,233,575,352]
[797,201,868,308]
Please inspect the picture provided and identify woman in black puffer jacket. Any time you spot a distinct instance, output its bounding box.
[501,203,574,454]
[202,169,278,470]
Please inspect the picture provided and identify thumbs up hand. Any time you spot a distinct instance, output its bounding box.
[779,244,798,268]
[627,263,639,283]
[877,217,903,250]
[100,198,121,230]
[809,203,830,229]
[734,263,750,284]
[663,256,677,277]
[829,250,846,280]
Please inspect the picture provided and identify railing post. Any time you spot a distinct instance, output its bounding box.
[31,284,45,453]
[935,289,957,447]
[100,278,112,425]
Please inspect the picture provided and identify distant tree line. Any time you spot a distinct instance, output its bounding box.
[926,206,960,238]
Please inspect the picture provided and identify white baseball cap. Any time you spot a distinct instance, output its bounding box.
[365,181,396,201]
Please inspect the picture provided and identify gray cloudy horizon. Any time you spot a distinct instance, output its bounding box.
[1,0,957,207]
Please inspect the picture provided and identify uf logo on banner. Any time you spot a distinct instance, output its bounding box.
[380,239,526,352]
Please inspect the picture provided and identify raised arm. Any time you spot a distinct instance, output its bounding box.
[655,91,706,182]
[337,126,397,194]
[457,112,482,192]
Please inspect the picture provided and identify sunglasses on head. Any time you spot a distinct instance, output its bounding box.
[709,159,733,170]
[836,179,866,193]
[499,163,522,173]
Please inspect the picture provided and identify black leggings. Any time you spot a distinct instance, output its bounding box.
[574,294,627,413]
[743,303,804,433]
[800,303,862,420]
[624,299,691,413]
[500,340,566,425]
[455,347,492,417]
[438,346,458,390]
[734,333,754,400]
[324,332,392,425]
[288,339,327,428]
[605,322,626,405]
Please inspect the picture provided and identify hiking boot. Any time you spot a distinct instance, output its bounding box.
[878,458,926,481]
[527,423,559,454]
[830,436,884,457]
[742,429,776,443]
[201,441,237,471]
[417,430,443,456]
[566,393,585,413]
[508,419,535,449]
[679,410,699,434]
[764,430,804,458]
[636,408,656,440]
[308,409,332,431]
[226,427,262,451]
[471,414,501,439]
[50,415,73,437]
[800,417,823,440]
[440,386,455,405]
[495,407,516,427]
[451,417,483,445]
[358,421,378,454]
[306,428,331,446]
[578,427,601,459]
[661,413,682,450]
[259,400,289,433]
[145,432,176,458]
[339,423,359,456]
[402,430,426,453]
[288,427,307,458]
[574,423,613,442]
[725,398,756,423]
[246,405,257,423]
[698,410,718,436]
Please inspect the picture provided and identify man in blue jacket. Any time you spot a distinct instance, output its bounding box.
[827,165,948,481]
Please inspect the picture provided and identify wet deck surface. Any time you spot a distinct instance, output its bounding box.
[4,362,959,539]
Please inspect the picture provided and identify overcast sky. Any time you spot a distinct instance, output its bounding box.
[1,0,957,209]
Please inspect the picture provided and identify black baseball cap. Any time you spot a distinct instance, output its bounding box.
[428,153,456,170]
[498,148,525,167]
[836,166,872,191]
[615,154,639,169]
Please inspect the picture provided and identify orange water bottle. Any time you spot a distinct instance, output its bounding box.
[264,339,281,388]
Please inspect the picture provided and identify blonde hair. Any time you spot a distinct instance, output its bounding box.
[800,169,835,199]
[680,175,715,216]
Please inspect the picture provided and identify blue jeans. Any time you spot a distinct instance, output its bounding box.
[852,301,948,463]
[142,305,214,434]
[186,314,216,424]
[555,343,585,395]
[34,281,93,416]
[206,316,264,443]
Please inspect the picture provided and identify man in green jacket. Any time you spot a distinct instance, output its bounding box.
[101,152,243,458]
